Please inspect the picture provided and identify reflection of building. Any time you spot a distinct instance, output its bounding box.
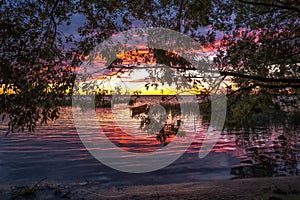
[231,128,299,178]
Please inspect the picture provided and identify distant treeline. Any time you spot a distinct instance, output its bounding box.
[37,93,300,131]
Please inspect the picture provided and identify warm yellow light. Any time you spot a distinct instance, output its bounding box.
[0,84,16,95]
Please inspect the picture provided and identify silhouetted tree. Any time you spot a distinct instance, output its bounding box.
[1,0,299,132]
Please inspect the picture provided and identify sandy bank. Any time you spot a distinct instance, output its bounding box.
[1,176,299,199]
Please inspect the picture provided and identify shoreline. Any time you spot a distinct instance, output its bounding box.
[1,176,299,199]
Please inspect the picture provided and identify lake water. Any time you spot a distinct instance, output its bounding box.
[0,104,299,188]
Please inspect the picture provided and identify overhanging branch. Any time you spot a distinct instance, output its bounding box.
[237,0,300,13]
[220,71,300,84]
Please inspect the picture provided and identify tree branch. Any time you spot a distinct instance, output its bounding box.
[237,0,300,13]
[177,0,184,32]
[220,71,300,84]
[49,0,60,47]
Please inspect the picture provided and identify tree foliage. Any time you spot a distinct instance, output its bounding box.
[0,0,79,132]
[212,0,300,128]
[0,0,299,132]
[213,0,300,94]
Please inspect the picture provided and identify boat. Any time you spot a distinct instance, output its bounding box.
[129,104,148,117]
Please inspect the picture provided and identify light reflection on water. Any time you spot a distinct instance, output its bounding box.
[0,106,299,187]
